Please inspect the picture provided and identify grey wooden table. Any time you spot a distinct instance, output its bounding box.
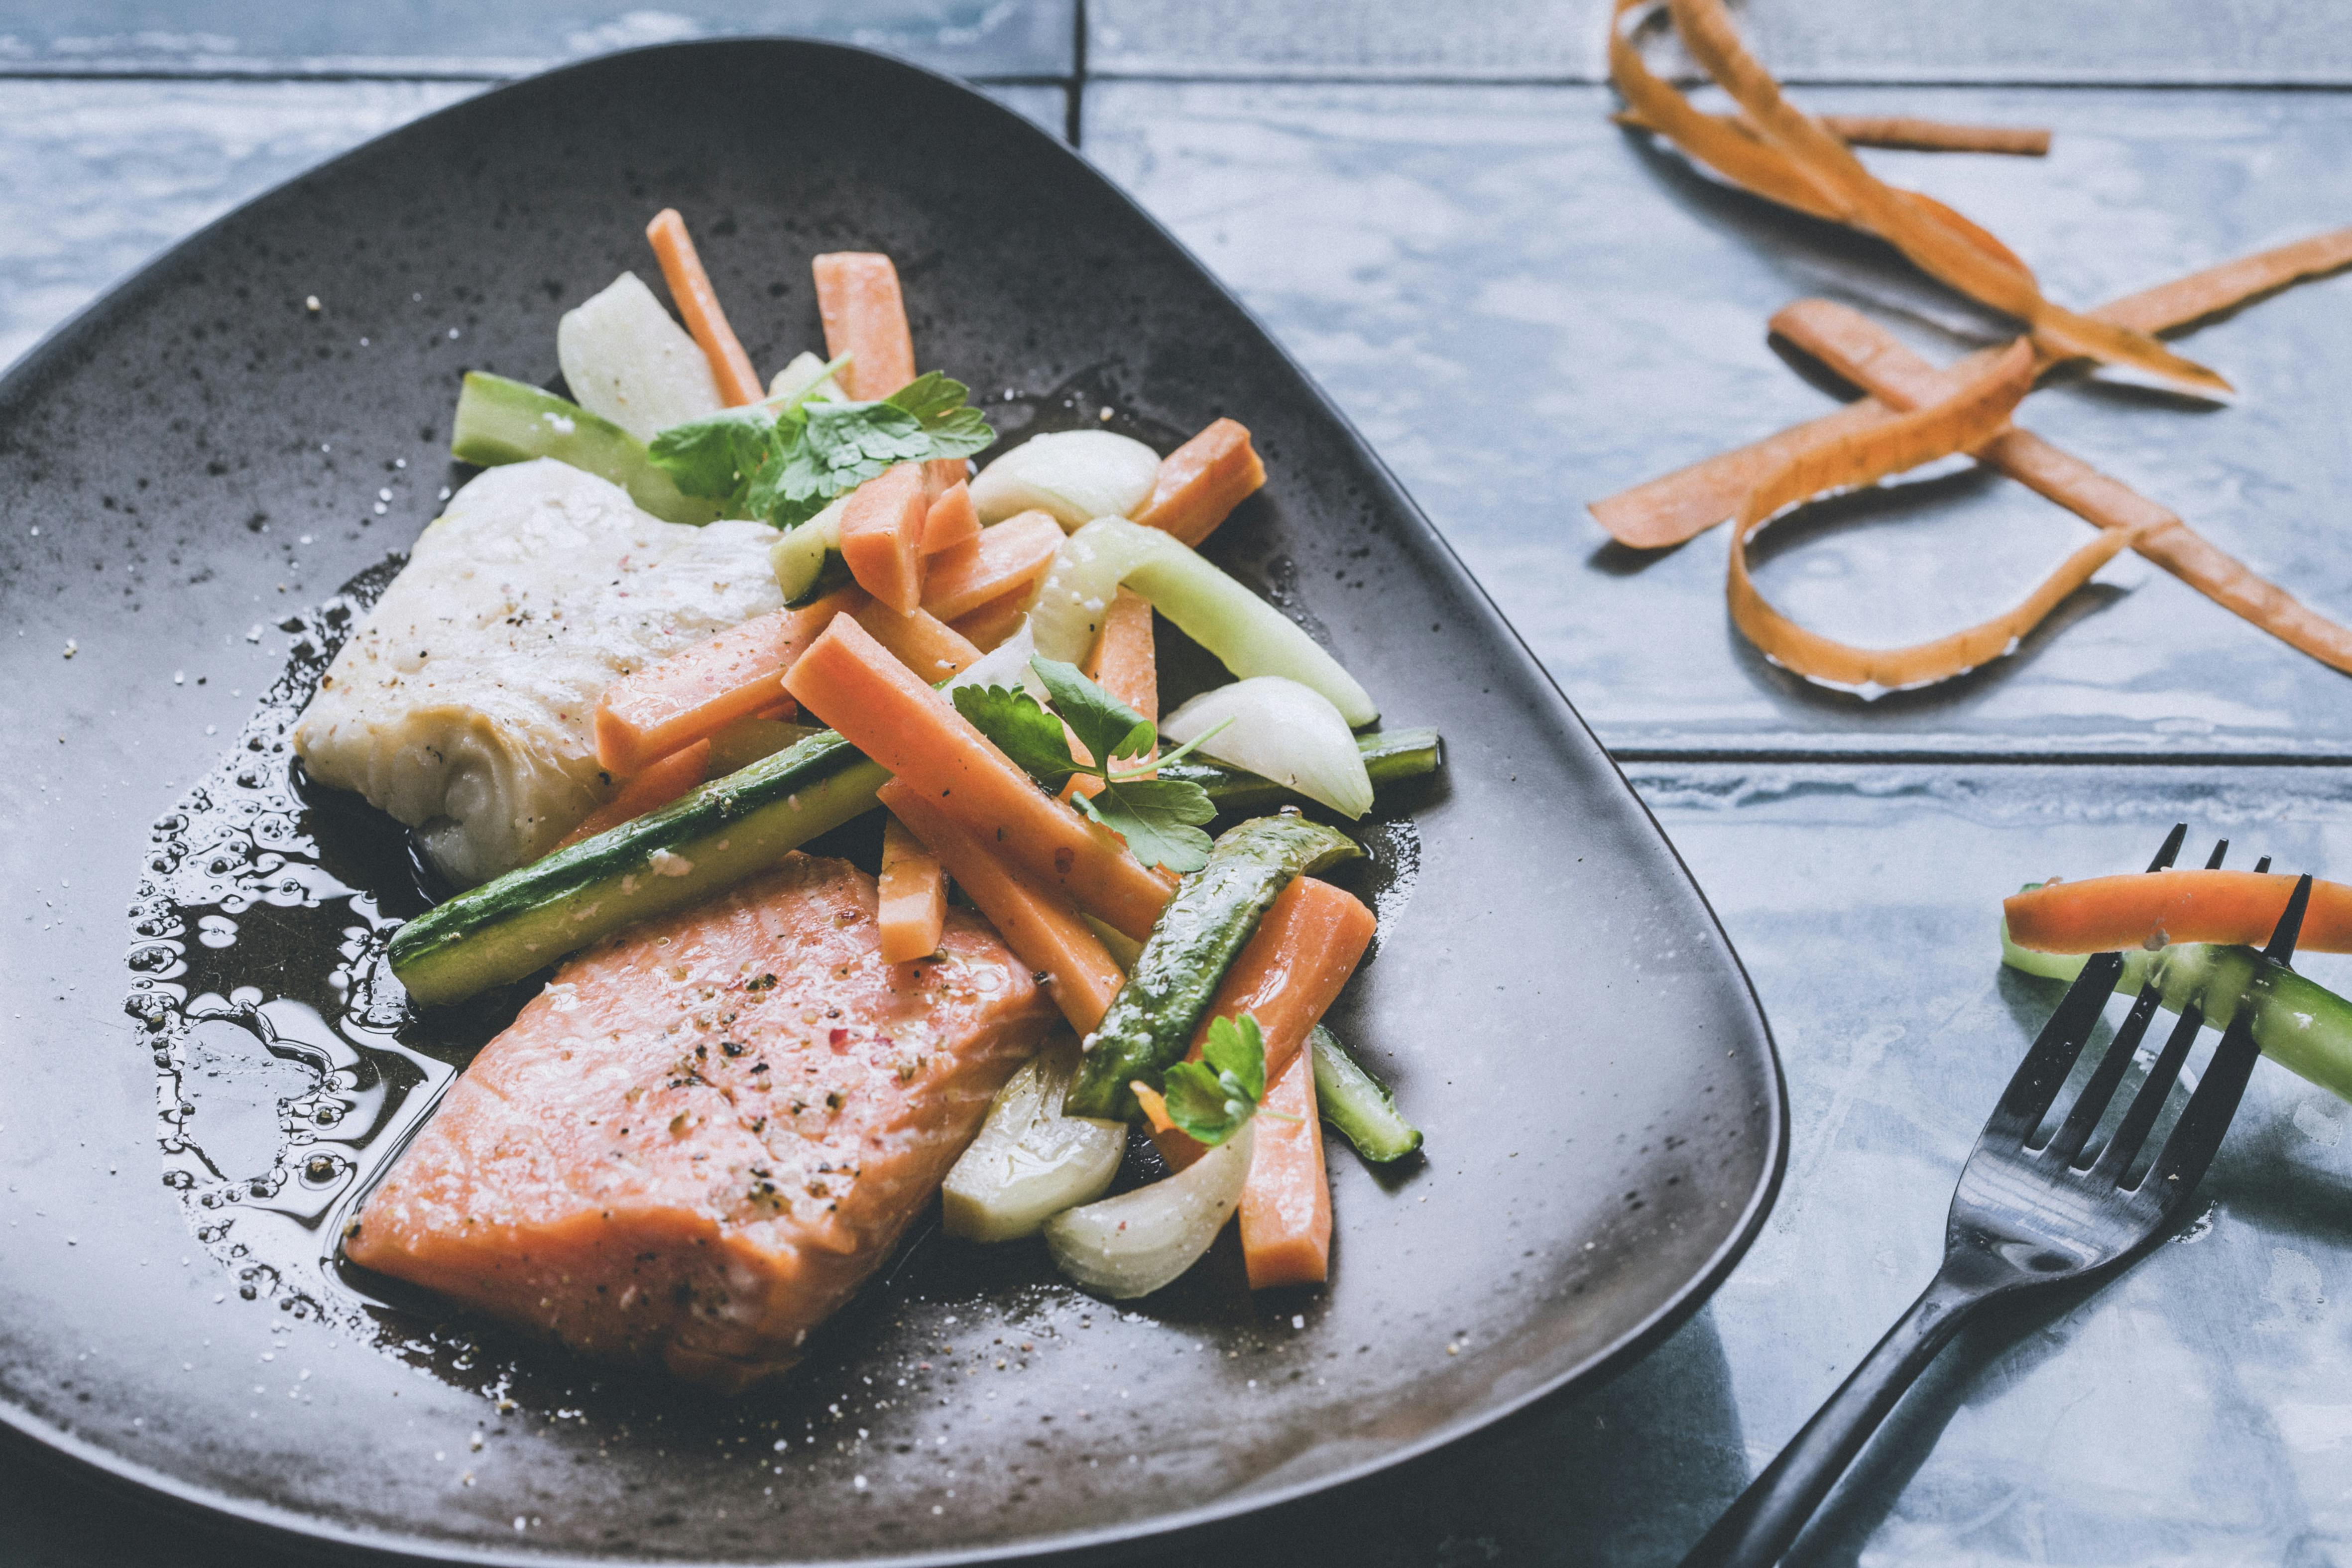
[6,3,2352,1564]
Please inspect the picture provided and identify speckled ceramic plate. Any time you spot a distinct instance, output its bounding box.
[0,38,1783,1565]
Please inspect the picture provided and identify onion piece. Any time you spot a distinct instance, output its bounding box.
[1044,1123,1254,1300]
[942,1034,1126,1242]
[1162,678,1373,819]
[969,430,1161,528]
[556,272,725,441]
[942,614,1047,700]
[767,350,847,405]
[1029,518,1377,726]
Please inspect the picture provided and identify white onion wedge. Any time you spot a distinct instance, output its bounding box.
[1163,677,1374,818]
[942,1035,1126,1242]
[1029,518,1378,725]
[556,272,724,440]
[1044,1123,1254,1300]
[969,430,1161,528]
[943,615,1047,699]
[767,351,847,405]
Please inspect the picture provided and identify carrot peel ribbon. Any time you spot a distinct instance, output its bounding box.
[1725,341,2134,692]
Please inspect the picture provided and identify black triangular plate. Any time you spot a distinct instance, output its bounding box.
[0,39,1783,1565]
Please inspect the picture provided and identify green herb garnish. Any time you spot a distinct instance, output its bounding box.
[647,367,994,531]
[951,657,1229,874]
[1156,1014,1270,1146]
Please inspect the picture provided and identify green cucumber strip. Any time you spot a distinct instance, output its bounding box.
[1066,815,1360,1120]
[450,371,722,525]
[390,733,886,1005]
[2000,893,2352,1104]
[1171,727,1441,816]
[1030,518,1378,726]
[1309,1025,1421,1162]
[771,497,848,604]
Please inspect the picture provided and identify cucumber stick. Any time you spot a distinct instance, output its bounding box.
[1161,727,1440,817]
[450,371,722,525]
[1066,815,1360,1120]
[1309,1025,1421,1162]
[1029,518,1377,725]
[390,733,886,1005]
[2000,899,2352,1103]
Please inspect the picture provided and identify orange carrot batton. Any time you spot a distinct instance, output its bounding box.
[878,780,1126,1031]
[1240,1050,1331,1289]
[876,812,947,964]
[1133,418,1267,547]
[1068,588,1157,803]
[920,509,1064,622]
[923,480,982,556]
[554,739,710,850]
[2005,871,2352,956]
[591,588,854,777]
[785,614,1172,940]
[644,209,763,406]
[838,464,930,614]
[1153,877,1377,1172]
[949,588,1033,652]
[849,595,982,683]
[812,251,917,401]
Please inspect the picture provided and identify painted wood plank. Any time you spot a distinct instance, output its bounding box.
[1085,80,2352,756]
[0,0,1075,79]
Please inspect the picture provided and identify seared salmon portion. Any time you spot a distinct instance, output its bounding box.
[347,852,1054,1389]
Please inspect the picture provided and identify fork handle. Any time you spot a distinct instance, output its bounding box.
[1676,1270,1985,1568]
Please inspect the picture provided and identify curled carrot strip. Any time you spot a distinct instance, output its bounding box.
[1725,341,2134,691]
[1770,297,2352,677]
[1614,106,2049,159]
[1589,227,2352,550]
[1661,0,2230,400]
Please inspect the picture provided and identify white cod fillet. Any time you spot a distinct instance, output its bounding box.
[294,460,781,888]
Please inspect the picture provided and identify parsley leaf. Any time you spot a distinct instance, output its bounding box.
[646,406,778,507]
[951,685,1080,789]
[1031,656,1155,772]
[1077,778,1214,875]
[643,372,995,531]
[1158,1013,1268,1146]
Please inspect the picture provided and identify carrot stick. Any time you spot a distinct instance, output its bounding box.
[1240,1049,1330,1288]
[1067,588,1157,803]
[2005,871,2352,956]
[591,588,853,777]
[785,613,1173,940]
[919,509,1064,622]
[877,811,947,964]
[877,779,1126,1031]
[1768,297,2352,677]
[644,209,763,406]
[554,739,710,850]
[948,587,1033,653]
[1152,877,1376,1171]
[838,464,929,614]
[848,594,982,683]
[923,480,982,556]
[812,251,916,401]
[1132,418,1266,547]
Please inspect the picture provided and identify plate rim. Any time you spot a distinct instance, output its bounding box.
[0,33,1789,1566]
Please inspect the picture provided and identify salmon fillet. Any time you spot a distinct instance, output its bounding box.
[347,852,1054,1390]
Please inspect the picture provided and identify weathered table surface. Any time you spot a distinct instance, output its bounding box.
[5,4,2351,1564]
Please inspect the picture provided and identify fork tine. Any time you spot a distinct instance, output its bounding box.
[2204,839,2230,870]
[2093,1000,2205,1183]
[1984,951,2123,1146]
[2147,823,2188,872]
[2135,874,2312,1199]
[2043,980,2164,1167]
[2254,855,2272,874]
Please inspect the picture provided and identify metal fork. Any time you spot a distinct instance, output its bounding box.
[1679,825,2314,1568]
